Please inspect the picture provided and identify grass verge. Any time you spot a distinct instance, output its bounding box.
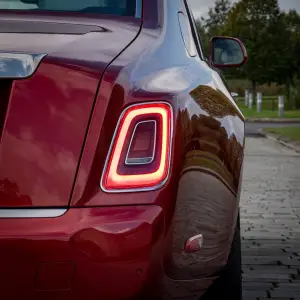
[264,127,300,142]
[239,105,300,119]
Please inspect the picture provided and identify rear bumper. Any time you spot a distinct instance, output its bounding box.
[0,205,165,300]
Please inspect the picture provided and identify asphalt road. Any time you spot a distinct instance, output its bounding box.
[245,122,300,136]
[241,137,300,300]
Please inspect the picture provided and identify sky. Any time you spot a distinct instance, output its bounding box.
[188,0,300,19]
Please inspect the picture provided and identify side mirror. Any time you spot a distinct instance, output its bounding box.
[210,36,248,68]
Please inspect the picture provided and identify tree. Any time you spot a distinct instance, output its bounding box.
[195,19,210,58]
[202,0,232,36]
[254,9,300,107]
[198,0,300,107]
[224,0,282,99]
[282,10,300,107]
[269,12,294,106]
[198,0,234,74]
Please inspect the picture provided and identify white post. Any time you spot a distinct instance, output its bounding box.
[245,89,249,106]
[248,93,253,110]
[257,92,262,113]
[278,95,284,117]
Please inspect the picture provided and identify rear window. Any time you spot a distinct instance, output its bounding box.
[0,0,140,16]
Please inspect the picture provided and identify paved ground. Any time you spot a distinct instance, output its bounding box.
[241,137,300,300]
[245,123,300,136]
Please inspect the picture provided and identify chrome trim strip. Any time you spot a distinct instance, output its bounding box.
[0,52,47,79]
[0,208,67,219]
[125,120,157,166]
[100,101,174,194]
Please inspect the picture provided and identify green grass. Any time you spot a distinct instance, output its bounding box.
[261,98,278,110]
[227,79,285,96]
[239,104,300,118]
[262,96,278,100]
[237,96,279,110]
[264,127,300,142]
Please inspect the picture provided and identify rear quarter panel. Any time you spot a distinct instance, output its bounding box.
[70,0,245,288]
[168,78,245,280]
[0,14,142,208]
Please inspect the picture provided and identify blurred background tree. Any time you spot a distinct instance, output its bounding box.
[202,0,231,36]
[196,0,300,108]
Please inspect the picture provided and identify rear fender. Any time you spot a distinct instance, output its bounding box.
[165,84,245,280]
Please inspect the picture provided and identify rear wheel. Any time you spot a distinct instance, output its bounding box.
[160,217,242,300]
[201,217,242,300]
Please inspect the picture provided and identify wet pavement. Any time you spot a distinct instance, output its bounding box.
[245,122,300,136]
[241,137,300,300]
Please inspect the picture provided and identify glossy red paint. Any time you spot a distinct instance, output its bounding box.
[0,205,164,299]
[0,62,99,207]
[0,13,141,207]
[0,0,247,299]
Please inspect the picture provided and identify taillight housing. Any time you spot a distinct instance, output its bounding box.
[101,102,173,192]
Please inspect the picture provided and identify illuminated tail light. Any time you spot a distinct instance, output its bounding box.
[101,102,173,192]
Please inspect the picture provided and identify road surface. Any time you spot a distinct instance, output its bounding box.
[241,137,300,299]
[245,122,300,136]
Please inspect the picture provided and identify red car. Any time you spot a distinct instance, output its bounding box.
[0,0,247,299]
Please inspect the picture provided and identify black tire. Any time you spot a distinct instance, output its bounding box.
[157,217,242,300]
[201,217,242,300]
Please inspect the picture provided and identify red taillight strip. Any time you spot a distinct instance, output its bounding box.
[100,102,173,193]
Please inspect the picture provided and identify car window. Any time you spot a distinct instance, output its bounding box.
[184,0,205,60]
[0,0,138,16]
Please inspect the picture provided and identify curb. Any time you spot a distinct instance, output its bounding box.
[246,118,300,123]
[258,129,300,153]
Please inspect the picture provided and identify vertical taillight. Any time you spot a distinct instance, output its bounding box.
[101,102,173,192]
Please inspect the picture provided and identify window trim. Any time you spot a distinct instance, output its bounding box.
[178,11,197,57]
[135,0,142,18]
[183,0,205,60]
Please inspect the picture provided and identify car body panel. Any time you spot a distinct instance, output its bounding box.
[0,205,164,299]
[68,0,245,297]
[0,13,141,208]
[0,0,245,298]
